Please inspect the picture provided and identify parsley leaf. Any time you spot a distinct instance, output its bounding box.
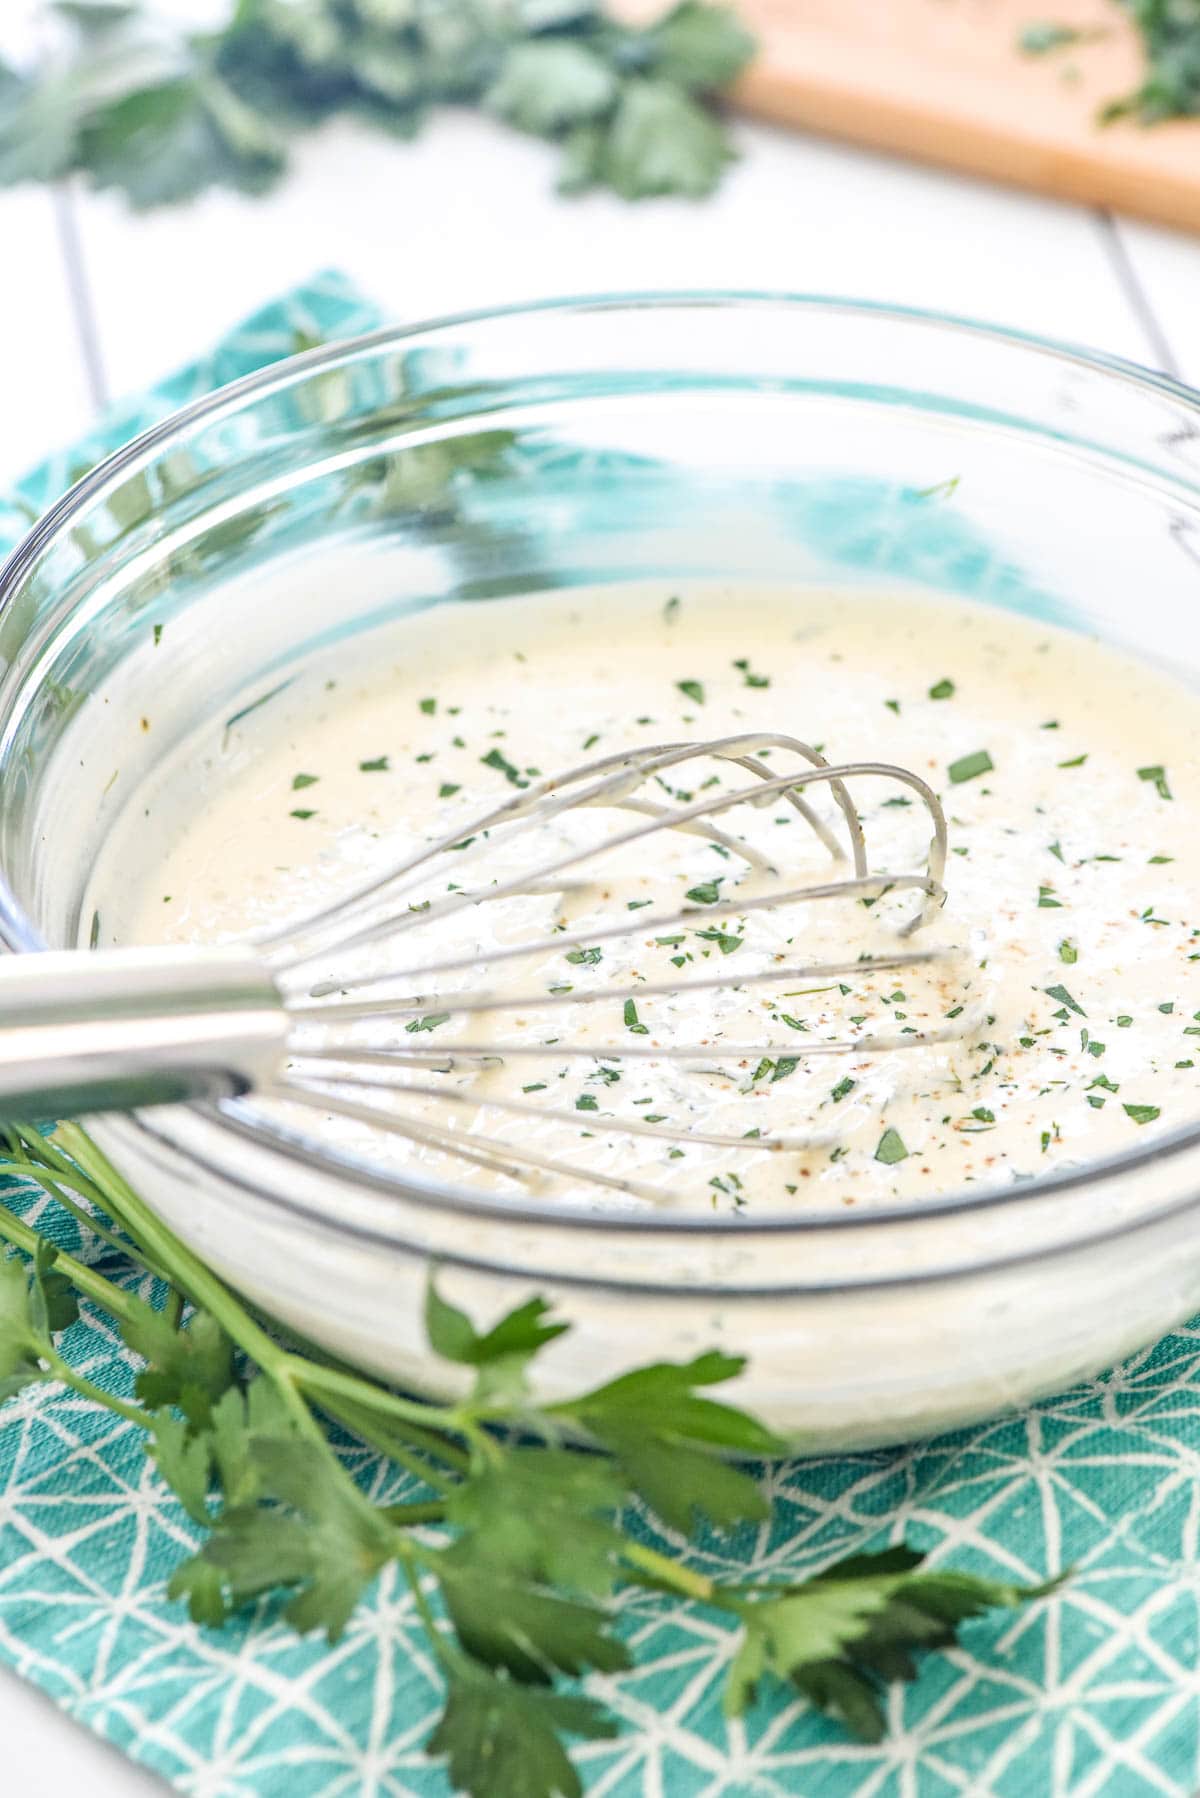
[487,41,618,133]
[425,1280,568,1369]
[559,1351,784,1455]
[429,1666,615,1798]
[602,79,735,199]
[647,0,757,87]
[725,1546,1051,1741]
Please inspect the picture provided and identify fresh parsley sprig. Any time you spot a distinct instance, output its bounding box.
[0,1121,1054,1797]
[1021,2,1200,124]
[0,0,755,209]
[1105,0,1200,122]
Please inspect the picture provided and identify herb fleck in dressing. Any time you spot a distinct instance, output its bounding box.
[85,585,1200,1213]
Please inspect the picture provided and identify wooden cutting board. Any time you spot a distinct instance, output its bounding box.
[725,0,1200,233]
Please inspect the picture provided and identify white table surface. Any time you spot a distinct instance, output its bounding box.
[2,16,1200,1790]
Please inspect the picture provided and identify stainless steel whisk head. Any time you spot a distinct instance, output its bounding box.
[0,732,976,1205]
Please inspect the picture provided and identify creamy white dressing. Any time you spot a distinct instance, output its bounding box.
[85,583,1200,1216]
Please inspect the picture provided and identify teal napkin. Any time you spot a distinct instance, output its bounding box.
[2,276,1198,1798]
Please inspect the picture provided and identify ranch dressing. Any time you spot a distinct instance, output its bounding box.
[85,584,1200,1215]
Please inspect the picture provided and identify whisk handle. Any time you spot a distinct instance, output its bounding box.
[0,948,288,1122]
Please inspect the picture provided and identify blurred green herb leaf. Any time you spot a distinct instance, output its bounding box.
[0,0,754,207]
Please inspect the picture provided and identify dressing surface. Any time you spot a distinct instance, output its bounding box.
[87,583,1200,1214]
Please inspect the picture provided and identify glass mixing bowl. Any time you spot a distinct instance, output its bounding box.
[4,293,1200,1451]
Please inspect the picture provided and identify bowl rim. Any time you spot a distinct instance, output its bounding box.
[6,286,1200,1249]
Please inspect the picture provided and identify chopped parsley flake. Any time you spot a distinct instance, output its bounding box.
[675,679,705,705]
[565,946,602,965]
[1038,886,1063,908]
[1044,983,1085,1016]
[1058,940,1078,964]
[1138,765,1173,800]
[438,782,460,797]
[913,475,960,501]
[624,1000,649,1035]
[418,697,437,715]
[694,927,743,954]
[480,747,526,787]
[928,678,955,700]
[1123,1103,1161,1126]
[948,749,993,784]
[289,808,316,820]
[291,772,319,789]
[830,1077,855,1102]
[405,1012,450,1033]
[1058,754,1088,768]
[685,879,723,905]
[875,1127,909,1165]
[359,756,389,773]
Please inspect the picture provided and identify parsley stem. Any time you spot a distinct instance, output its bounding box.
[289,1360,470,1461]
[0,1206,140,1324]
[50,1124,297,1364]
[400,1557,456,1671]
[40,1343,152,1429]
[36,1128,335,1452]
[312,1390,461,1491]
[15,1123,477,1471]
[381,1500,448,1527]
[8,1159,166,1279]
[620,1539,717,1603]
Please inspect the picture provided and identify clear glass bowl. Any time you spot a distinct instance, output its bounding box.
[4,292,1200,1450]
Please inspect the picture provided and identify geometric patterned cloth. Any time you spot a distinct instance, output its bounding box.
[1,277,1199,1798]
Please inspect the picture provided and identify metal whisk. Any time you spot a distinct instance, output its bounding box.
[0,733,973,1200]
